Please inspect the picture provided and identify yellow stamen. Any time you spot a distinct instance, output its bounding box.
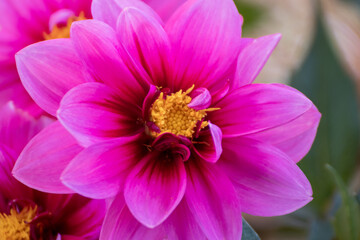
[43,11,87,40]
[149,85,219,138]
[0,206,38,240]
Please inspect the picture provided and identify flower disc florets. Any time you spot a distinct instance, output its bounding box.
[0,205,38,240]
[43,11,87,40]
[149,86,217,138]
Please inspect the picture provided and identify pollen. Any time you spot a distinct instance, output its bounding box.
[0,205,38,240]
[43,11,87,40]
[150,85,218,138]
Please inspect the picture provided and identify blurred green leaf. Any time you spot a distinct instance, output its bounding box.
[309,219,334,240]
[233,0,265,34]
[326,165,360,240]
[290,14,360,214]
[242,218,261,240]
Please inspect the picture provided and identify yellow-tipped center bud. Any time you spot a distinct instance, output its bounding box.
[150,86,218,138]
[0,206,38,240]
[43,12,87,40]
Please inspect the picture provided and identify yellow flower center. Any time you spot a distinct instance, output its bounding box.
[0,206,38,240]
[43,11,87,40]
[150,86,218,138]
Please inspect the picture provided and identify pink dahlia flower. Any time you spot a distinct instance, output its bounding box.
[0,103,105,239]
[13,0,321,239]
[0,0,184,117]
[0,0,92,117]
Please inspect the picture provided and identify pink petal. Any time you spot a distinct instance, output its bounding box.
[0,102,49,155]
[165,0,243,91]
[193,122,222,163]
[0,145,31,200]
[70,20,147,103]
[219,136,313,216]
[163,200,206,240]
[143,0,186,22]
[12,121,82,194]
[61,136,143,199]
[58,82,142,147]
[210,84,313,137]
[100,193,166,240]
[188,88,211,110]
[116,7,172,88]
[247,104,321,163]
[233,34,281,88]
[57,195,106,239]
[15,39,90,116]
[185,159,242,239]
[91,0,162,29]
[124,151,187,228]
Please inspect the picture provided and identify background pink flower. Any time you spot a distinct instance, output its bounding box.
[0,102,105,239]
[13,0,320,239]
[0,0,93,117]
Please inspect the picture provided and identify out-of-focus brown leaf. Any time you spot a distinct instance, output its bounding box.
[237,0,315,84]
[322,0,360,100]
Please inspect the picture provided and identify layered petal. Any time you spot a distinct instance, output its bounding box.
[219,137,313,216]
[57,195,106,239]
[143,0,186,22]
[91,0,162,29]
[163,200,206,240]
[188,88,212,110]
[61,136,144,199]
[13,121,82,193]
[166,0,243,91]
[246,104,321,163]
[233,34,281,88]
[15,39,90,116]
[70,20,147,104]
[0,102,49,155]
[116,7,172,87]
[100,193,166,240]
[0,145,31,201]
[124,151,187,228]
[193,122,222,163]
[58,82,142,147]
[185,159,242,239]
[210,84,314,137]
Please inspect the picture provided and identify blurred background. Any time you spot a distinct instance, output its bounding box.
[234,0,360,239]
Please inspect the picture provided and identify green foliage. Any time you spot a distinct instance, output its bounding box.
[290,15,360,214]
[242,218,261,240]
[233,0,265,34]
[326,165,360,240]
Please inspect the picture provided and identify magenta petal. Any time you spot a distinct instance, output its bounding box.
[219,137,313,216]
[0,102,49,155]
[61,136,142,199]
[193,122,222,163]
[0,146,31,201]
[54,195,106,239]
[100,193,166,240]
[70,20,147,102]
[188,88,211,110]
[163,200,206,240]
[91,0,162,29]
[124,151,187,228]
[211,84,314,137]
[58,82,142,147]
[15,39,90,116]
[143,0,186,22]
[116,7,172,87]
[166,0,243,91]
[247,104,321,163]
[233,34,281,88]
[185,159,242,239]
[13,121,82,194]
